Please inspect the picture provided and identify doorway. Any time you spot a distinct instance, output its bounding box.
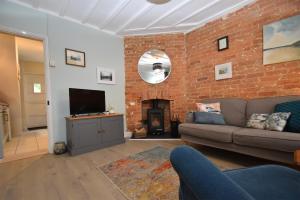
[0,32,48,163]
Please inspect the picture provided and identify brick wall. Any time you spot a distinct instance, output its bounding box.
[124,34,187,131]
[124,0,300,131]
[185,0,300,110]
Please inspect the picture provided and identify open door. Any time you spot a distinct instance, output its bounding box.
[0,33,48,163]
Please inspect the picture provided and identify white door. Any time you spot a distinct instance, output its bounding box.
[22,74,47,129]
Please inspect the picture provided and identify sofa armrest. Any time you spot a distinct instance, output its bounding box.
[170,146,254,200]
[295,150,300,165]
[185,112,194,123]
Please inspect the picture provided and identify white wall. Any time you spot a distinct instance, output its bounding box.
[0,1,125,151]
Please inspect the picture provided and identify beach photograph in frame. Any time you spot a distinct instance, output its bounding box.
[263,15,300,65]
[65,48,86,67]
[215,62,232,80]
[97,67,116,84]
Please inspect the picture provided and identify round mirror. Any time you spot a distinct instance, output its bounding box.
[138,49,171,84]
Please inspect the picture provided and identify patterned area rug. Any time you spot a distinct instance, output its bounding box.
[99,146,179,200]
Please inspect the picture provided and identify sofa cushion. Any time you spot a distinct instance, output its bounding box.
[246,113,269,129]
[194,112,226,125]
[196,102,221,114]
[201,98,247,127]
[233,128,300,152]
[246,96,300,120]
[275,100,300,133]
[265,112,291,132]
[179,123,241,143]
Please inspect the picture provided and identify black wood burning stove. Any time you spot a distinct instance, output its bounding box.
[147,100,164,135]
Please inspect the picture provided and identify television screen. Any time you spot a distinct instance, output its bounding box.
[69,88,105,115]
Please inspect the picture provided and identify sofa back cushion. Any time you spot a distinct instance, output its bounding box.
[201,98,247,127]
[194,112,226,125]
[246,96,300,120]
[275,100,300,133]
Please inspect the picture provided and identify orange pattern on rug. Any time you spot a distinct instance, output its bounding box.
[100,146,179,200]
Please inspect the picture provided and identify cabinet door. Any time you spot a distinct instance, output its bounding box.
[72,119,99,149]
[100,116,124,144]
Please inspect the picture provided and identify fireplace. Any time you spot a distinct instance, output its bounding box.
[147,108,164,135]
[141,99,171,136]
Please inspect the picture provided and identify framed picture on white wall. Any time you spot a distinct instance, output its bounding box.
[97,67,116,84]
[65,48,85,67]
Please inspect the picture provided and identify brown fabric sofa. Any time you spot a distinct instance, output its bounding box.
[180,96,300,164]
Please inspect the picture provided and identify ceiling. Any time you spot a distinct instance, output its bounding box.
[16,37,44,62]
[8,0,255,36]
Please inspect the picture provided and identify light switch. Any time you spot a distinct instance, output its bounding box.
[49,60,56,67]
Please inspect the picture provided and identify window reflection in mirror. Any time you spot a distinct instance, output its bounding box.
[138,49,171,84]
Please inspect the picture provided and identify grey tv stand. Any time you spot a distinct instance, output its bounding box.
[65,113,125,156]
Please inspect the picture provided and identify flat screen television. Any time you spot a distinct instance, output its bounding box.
[69,88,105,115]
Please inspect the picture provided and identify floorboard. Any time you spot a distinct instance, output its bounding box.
[0,140,282,200]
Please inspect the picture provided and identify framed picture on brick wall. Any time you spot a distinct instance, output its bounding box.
[217,36,229,51]
[215,62,232,80]
[263,14,300,65]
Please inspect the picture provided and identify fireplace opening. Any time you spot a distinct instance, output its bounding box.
[147,107,164,135]
[140,99,173,138]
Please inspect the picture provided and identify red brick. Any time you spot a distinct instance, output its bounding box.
[125,0,300,131]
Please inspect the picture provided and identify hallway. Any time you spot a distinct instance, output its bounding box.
[1,129,48,163]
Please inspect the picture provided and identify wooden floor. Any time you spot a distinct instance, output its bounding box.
[1,129,48,164]
[0,140,276,200]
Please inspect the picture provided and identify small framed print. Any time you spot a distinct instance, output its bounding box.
[65,48,86,67]
[97,67,116,85]
[215,62,232,80]
[217,36,229,51]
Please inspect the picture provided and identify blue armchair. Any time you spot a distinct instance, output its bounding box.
[170,146,300,200]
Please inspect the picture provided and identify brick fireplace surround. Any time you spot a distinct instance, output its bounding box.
[125,0,300,132]
[125,33,187,131]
